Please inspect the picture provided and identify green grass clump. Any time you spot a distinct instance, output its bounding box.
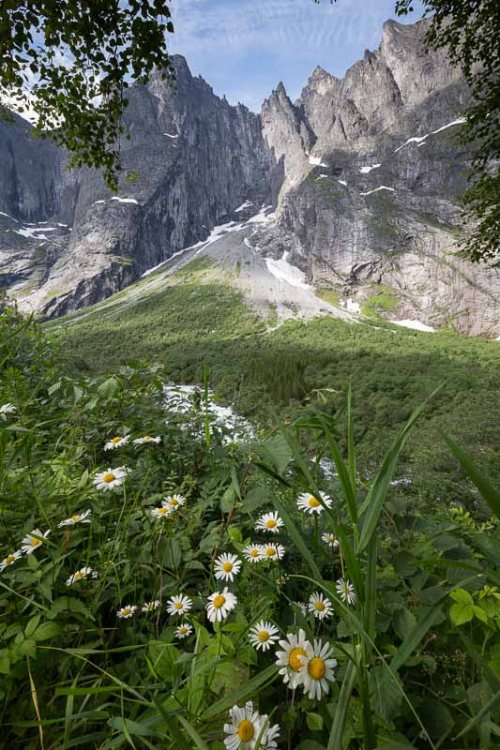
[362,287,399,317]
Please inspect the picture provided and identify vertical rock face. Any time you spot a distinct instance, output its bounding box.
[0,18,498,336]
[256,18,500,336]
[0,56,277,315]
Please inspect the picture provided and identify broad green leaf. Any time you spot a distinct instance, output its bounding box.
[306,712,324,731]
[450,601,474,625]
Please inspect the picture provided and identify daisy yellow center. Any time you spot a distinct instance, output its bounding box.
[179,627,188,634]
[168,499,179,506]
[158,507,169,515]
[315,601,326,612]
[71,514,81,522]
[289,646,307,671]
[258,630,270,642]
[213,594,226,609]
[31,538,41,547]
[307,496,320,508]
[103,472,116,483]
[265,547,277,557]
[5,554,15,565]
[143,436,152,440]
[122,608,132,615]
[308,657,326,680]
[237,720,255,742]
[73,571,85,581]
[265,519,278,528]
[174,601,183,610]
[222,561,233,572]
[111,437,122,444]
[249,548,260,557]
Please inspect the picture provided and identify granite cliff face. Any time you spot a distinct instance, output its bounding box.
[0,19,499,336]
[0,56,277,316]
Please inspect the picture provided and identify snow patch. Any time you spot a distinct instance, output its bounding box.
[235,200,253,212]
[0,211,19,223]
[360,186,395,197]
[394,319,436,333]
[359,163,381,174]
[395,117,467,153]
[315,174,329,181]
[308,155,328,167]
[93,200,105,205]
[340,298,361,314]
[337,180,347,187]
[13,225,57,239]
[111,196,139,205]
[164,132,178,138]
[266,252,310,290]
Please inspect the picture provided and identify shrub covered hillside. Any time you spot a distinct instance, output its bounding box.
[54,274,500,505]
[1,306,499,749]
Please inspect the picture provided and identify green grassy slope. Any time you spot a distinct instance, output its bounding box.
[50,272,500,505]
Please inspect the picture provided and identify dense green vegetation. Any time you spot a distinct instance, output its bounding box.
[1,306,499,749]
[51,275,500,506]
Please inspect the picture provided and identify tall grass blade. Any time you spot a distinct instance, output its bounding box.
[201,664,278,721]
[454,689,500,739]
[358,388,442,553]
[272,496,323,581]
[327,660,357,750]
[442,433,500,519]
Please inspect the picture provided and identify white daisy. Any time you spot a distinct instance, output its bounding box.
[260,721,281,749]
[166,594,192,616]
[66,567,96,586]
[261,543,285,561]
[162,494,186,511]
[104,435,130,451]
[141,599,161,612]
[321,532,340,549]
[117,605,138,619]
[300,638,337,700]
[0,549,22,572]
[214,553,242,582]
[151,505,172,520]
[248,620,280,652]
[133,435,161,445]
[255,511,284,534]
[335,578,356,605]
[275,629,311,689]
[93,466,129,491]
[58,509,92,527]
[308,591,334,620]
[175,622,194,639]
[243,544,264,563]
[0,403,16,417]
[297,492,333,515]
[223,701,265,750]
[206,587,237,623]
[20,528,51,555]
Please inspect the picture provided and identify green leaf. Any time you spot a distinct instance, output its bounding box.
[390,605,444,672]
[32,621,62,642]
[306,713,323,731]
[450,588,473,604]
[271,496,322,581]
[450,601,474,625]
[258,434,293,476]
[369,666,403,722]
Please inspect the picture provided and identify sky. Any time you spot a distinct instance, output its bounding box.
[168,0,426,112]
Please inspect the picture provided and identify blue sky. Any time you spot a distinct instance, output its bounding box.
[168,0,426,111]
